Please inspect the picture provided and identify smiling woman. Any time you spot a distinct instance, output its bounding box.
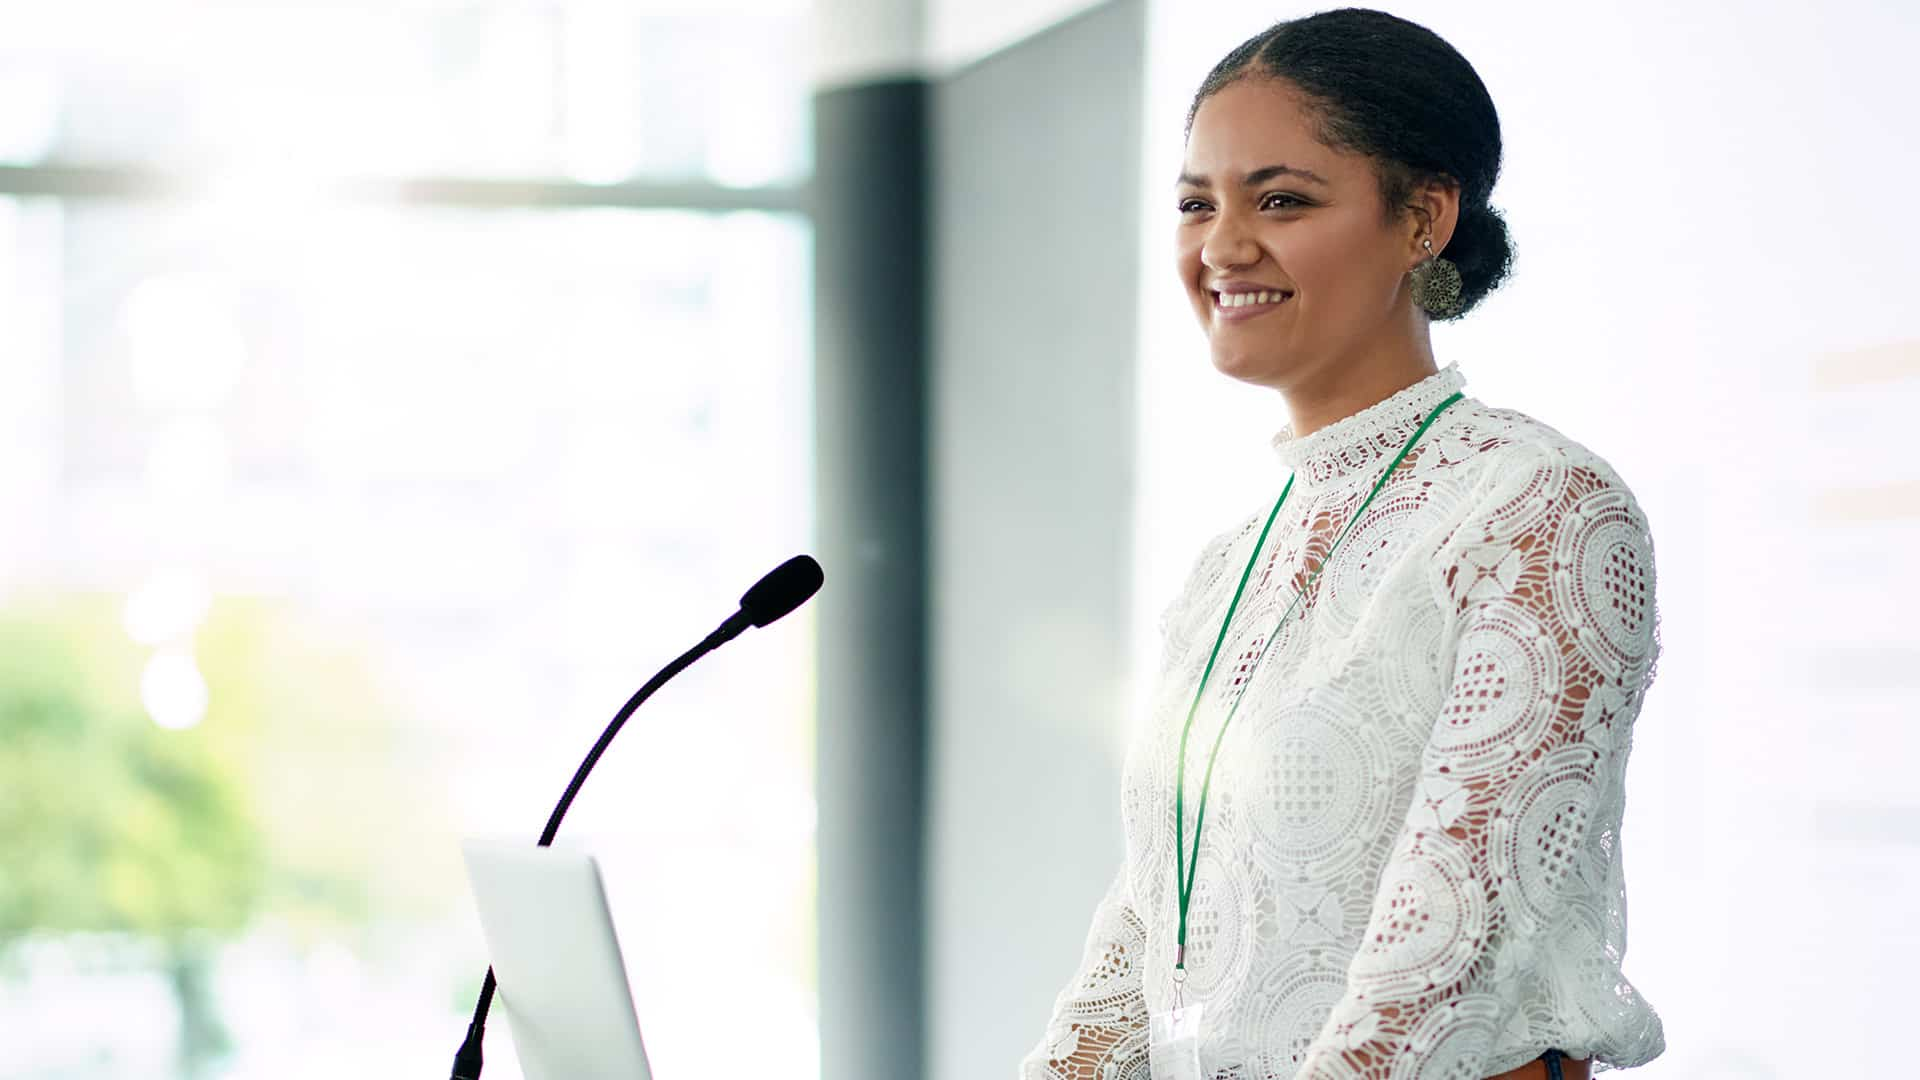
[1170,67,1511,435]
[1021,9,1660,1080]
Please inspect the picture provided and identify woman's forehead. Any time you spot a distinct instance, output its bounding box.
[1183,81,1336,178]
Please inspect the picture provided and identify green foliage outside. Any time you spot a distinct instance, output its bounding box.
[0,590,449,1075]
[0,595,260,943]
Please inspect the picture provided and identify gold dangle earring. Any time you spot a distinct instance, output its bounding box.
[1410,235,1463,319]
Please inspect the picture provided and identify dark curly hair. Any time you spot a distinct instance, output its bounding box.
[1185,7,1515,321]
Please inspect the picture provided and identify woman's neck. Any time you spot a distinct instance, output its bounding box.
[1280,351,1441,439]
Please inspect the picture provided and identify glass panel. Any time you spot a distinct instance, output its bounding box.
[0,1,812,187]
[0,193,818,1079]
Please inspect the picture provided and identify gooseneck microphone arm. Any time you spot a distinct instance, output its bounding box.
[447,629,718,1080]
[449,555,824,1080]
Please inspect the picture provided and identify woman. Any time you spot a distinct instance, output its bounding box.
[1018,9,1664,1080]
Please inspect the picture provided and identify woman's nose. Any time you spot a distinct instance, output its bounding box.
[1200,211,1259,272]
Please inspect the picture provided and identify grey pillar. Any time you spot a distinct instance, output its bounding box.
[812,77,931,1080]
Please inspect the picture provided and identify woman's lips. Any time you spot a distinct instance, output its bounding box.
[1212,290,1291,322]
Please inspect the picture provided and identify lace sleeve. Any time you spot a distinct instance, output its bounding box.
[1293,450,1661,1078]
[1017,864,1152,1080]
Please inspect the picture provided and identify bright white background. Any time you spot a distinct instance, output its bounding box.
[1131,3,1920,1077]
[0,3,818,1078]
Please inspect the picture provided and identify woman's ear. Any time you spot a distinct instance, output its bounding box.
[1409,178,1462,260]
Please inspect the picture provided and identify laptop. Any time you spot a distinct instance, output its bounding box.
[461,839,656,1080]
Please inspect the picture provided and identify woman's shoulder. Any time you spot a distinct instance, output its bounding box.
[1154,505,1273,647]
[1440,396,1648,507]
[1168,510,1264,601]
[1437,397,1664,685]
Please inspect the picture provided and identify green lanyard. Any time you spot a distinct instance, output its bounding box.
[1172,390,1463,980]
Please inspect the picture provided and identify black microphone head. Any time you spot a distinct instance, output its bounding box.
[739,555,824,628]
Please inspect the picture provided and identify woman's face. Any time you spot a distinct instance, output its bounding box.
[1176,78,1436,390]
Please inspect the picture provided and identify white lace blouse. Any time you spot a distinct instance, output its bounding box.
[1020,364,1665,1079]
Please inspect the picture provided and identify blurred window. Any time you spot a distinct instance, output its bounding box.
[0,4,818,1079]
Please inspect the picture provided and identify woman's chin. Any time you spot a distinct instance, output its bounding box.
[1209,345,1283,386]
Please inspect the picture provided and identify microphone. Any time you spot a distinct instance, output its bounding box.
[717,553,829,641]
[449,554,825,1080]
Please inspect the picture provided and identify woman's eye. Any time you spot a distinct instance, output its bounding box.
[1261,193,1305,210]
[1177,198,1210,214]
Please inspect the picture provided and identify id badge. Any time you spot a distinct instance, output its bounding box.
[1148,1001,1206,1080]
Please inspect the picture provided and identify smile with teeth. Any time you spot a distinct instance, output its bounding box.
[1214,290,1290,308]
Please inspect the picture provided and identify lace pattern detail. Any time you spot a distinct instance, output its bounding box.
[1269,364,1469,490]
[1018,869,1154,1079]
[1022,366,1665,1079]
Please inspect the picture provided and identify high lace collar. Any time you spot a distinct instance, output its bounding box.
[1270,363,1468,488]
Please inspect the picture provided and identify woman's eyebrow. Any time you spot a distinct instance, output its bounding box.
[1176,164,1330,188]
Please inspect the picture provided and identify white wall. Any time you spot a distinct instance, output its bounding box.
[1130,3,1920,1077]
[812,0,923,89]
[926,5,1146,1079]
[924,0,1109,75]
[813,0,1110,87]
